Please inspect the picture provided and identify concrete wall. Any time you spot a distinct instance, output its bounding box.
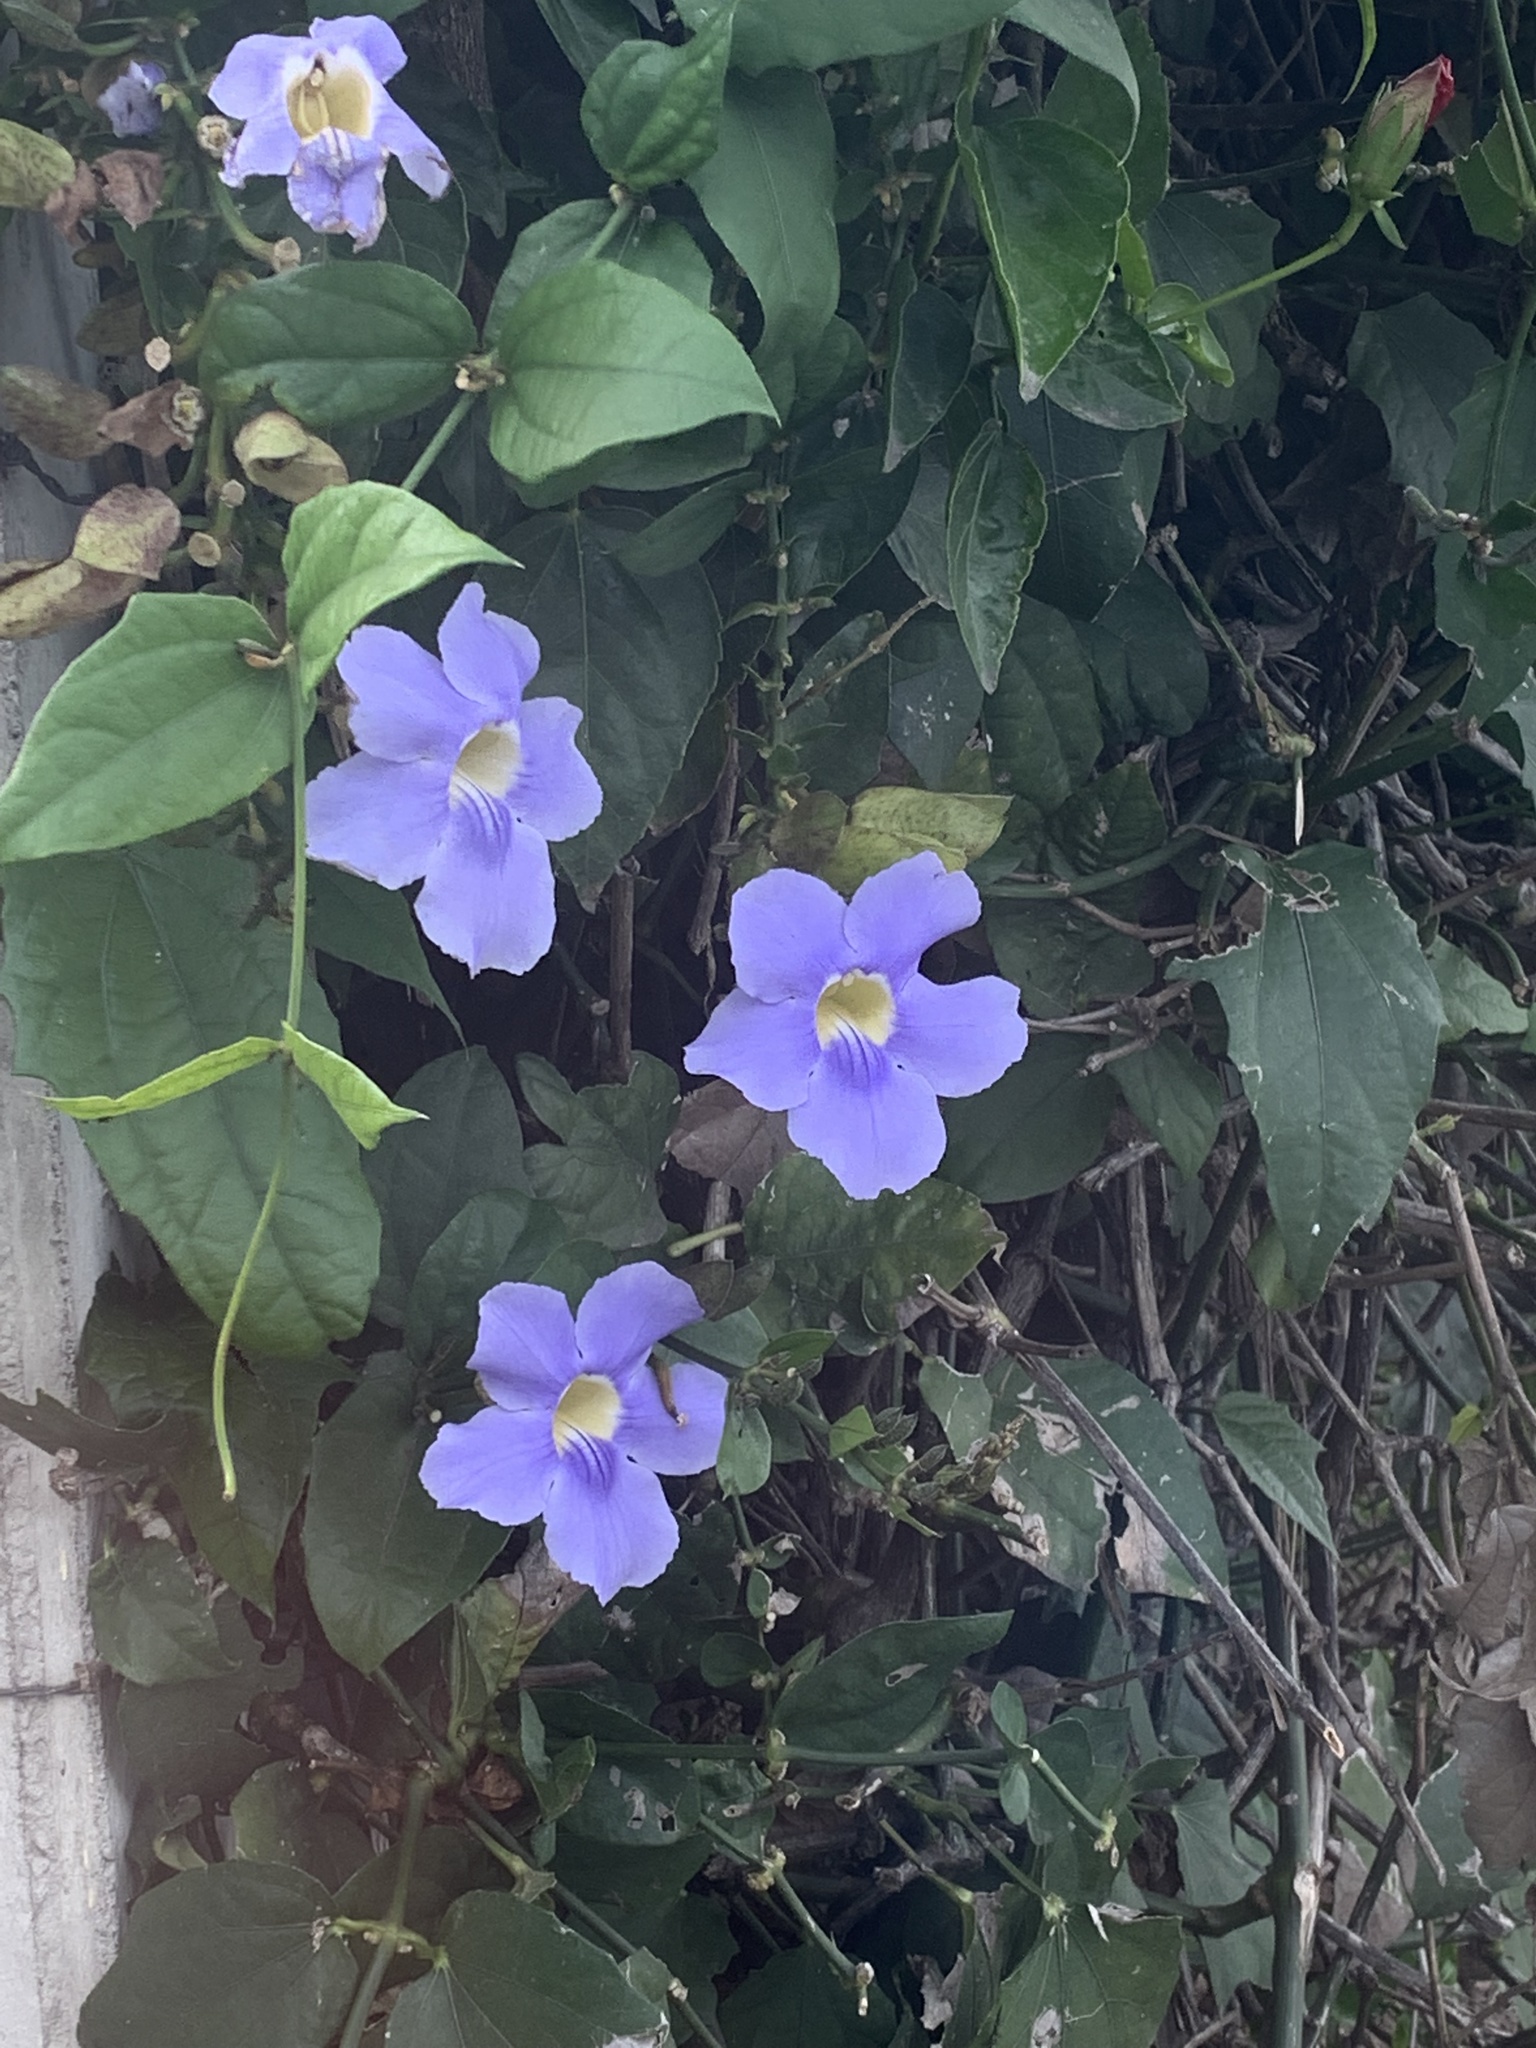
[0,211,126,2048]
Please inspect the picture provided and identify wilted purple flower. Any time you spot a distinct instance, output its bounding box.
[420,1265,727,1604]
[306,581,602,975]
[208,14,448,248]
[684,853,1028,1199]
[98,60,167,140]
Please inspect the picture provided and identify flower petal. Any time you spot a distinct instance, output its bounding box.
[309,14,407,80]
[612,1359,728,1476]
[727,868,852,1002]
[337,624,479,762]
[513,698,602,843]
[371,104,452,195]
[222,103,304,183]
[544,1448,680,1604]
[683,988,820,1112]
[307,753,449,890]
[208,35,306,119]
[575,1262,702,1377]
[470,1281,580,1405]
[844,852,980,986]
[289,134,387,245]
[414,797,555,975]
[788,1031,946,1197]
[419,1404,558,1527]
[437,582,541,716]
[888,973,1029,1098]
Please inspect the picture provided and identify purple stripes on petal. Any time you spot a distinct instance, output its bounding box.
[844,851,980,987]
[788,1031,948,1198]
[306,754,449,890]
[337,625,478,763]
[683,987,821,1111]
[888,973,1028,1099]
[513,698,602,843]
[288,133,388,244]
[415,796,555,975]
[727,868,852,1002]
[544,1453,680,1605]
[419,1405,559,1527]
[574,1262,701,1378]
[438,582,541,715]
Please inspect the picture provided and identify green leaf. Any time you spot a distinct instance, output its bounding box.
[0,115,74,204]
[0,594,285,861]
[404,1189,570,1364]
[960,114,1127,402]
[721,1946,896,2048]
[984,594,1104,816]
[581,7,734,189]
[987,897,1150,1019]
[680,0,1092,74]
[1048,758,1166,874]
[886,614,983,787]
[717,1402,773,1498]
[484,511,720,896]
[489,264,775,487]
[1455,100,1536,246]
[1009,0,1141,113]
[1168,846,1444,1297]
[1044,294,1185,432]
[519,1051,679,1250]
[47,1035,278,1121]
[1005,395,1165,619]
[688,68,840,409]
[1113,1036,1223,1180]
[993,1906,1180,2048]
[744,1153,1001,1343]
[360,163,468,289]
[77,1864,355,2048]
[0,1,83,52]
[308,864,454,1022]
[785,444,917,601]
[1075,561,1209,743]
[199,263,475,426]
[116,1592,301,1798]
[919,1353,993,1462]
[1214,1391,1335,1553]
[228,1762,372,1892]
[612,473,748,577]
[1143,192,1279,431]
[821,787,1012,893]
[389,1891,670,2048]
[1436,360,1536,717]
[364,1048,529,1326]
[946,418,1048,692]
[486,201,714,343]
[943,1035,1116,1202]
[1427,935,1528,1041]
[1120,12,1172,223]
[303,1353,504,1671]
[280,1022,426,1149]
[774,1612,1010,1752]
[87,1536,233,1687]
[986,1355,1109,1593]
[282,481,510,694]
[534,0,634,76]
[0,846,378,1355]
[885,284,973,471]
[1347,295,1495,507]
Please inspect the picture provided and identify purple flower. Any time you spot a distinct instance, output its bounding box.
[419,1264,727,1604]
[208,14,449,248]
[307,582,602,976]
[98,60,167,140]
[684,853,1028,1199]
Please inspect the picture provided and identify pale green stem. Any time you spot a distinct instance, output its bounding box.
[1195,206,1367,313]
[400,390,476,494]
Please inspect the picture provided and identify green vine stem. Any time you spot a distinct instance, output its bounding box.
[1192,204,1368,314]
[1484,0,1536,202]
[696,1814,873,2010]
[335,1770,435,2048]
[209,652,314,1499]
[400,390,477,495]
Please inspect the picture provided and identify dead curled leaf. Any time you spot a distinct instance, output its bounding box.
[98,381,201,456]
[0,484,179,640]
[93,149,166,228]
[0,362,112,459]
[667,1079,794,1196]
[1436,1445,1536,1869]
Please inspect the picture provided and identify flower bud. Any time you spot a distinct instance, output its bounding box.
[195,114,234,159]
[1346,55,1454,205]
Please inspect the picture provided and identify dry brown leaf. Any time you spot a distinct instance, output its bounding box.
[42,159,98,242]
[0,363,111,459]
[1437,1503,1536,1651]
[71,484,180,578]
[1453,1689,1536,1870]
[0,556,139,639]
[99,381,199,456]
[94,149,166,228]
[667,1079,793,1195]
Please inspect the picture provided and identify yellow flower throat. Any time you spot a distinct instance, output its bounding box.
[552,1374,621,1453]
[814,969,895,1048]
[287,58,373,141]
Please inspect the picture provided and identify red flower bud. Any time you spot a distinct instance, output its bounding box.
[1347,55,1454,205]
